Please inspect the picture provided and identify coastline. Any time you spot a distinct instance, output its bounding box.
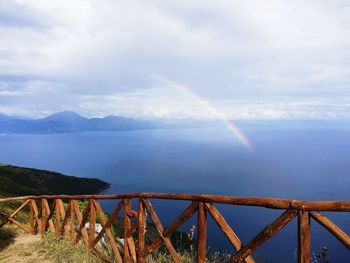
[0,163,111,197]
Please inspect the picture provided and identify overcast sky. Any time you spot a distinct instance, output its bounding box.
[1,0,350,119]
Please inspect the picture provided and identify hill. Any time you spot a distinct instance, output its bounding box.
[0,164,110,197]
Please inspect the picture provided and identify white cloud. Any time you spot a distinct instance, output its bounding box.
[1,0,350,118]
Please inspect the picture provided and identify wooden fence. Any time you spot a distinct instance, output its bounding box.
[0,193,349,262]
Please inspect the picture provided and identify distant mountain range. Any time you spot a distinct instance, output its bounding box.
[0,111,154,134]
[1,111,349,134]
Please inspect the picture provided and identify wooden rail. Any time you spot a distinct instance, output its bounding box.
[0,193,349,262]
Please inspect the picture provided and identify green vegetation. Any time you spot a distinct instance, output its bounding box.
[0,164,110,197]
[36,232,222,263]
[0,163,110,261]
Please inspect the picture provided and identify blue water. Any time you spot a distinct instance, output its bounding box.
[0,127,349,262]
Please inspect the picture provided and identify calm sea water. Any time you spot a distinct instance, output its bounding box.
[0,127,349,262]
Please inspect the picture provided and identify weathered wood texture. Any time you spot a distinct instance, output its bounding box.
[89,200,96,248]
[141,198,182,263]
[298,211,311,263]
[205,203,255,263]
[1,193,350,211]
[93,200,123,263]
[231,209,297,263]
[142,201,198,257]
[1,193,349,263]
[137,199,145,263]
[0,210,30,233]
[0,199,29,229]
[311,212,350,249]
[73,200,90,244]
[197,202,207,263]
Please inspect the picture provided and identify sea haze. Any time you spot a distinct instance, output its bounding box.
[0,125,349,262]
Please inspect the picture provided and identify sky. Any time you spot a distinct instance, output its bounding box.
[1,0,350,120]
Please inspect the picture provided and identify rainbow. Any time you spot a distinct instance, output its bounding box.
[152,74,253,152]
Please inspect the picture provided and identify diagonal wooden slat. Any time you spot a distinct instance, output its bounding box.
[231,209,298,263]
[0,199,30,229]
[92,199,123,263]
[58,199,66,216]
[30,199,42,235]
[126,209,138,218]
[204,203,255,263]
[90,200,124,247]
[42,199,56,233]
[60,200,72,236]
[55,199,65,235]
[124,198,137,263]
[126,221,138,237]
[74,199,91,245]
[142,201,198,257]
[93,247,113,263]
[141,198,182,263]
[56,199,69,237]
[0,210,31,233]
[311,212,350,249]
[123,199,131,262]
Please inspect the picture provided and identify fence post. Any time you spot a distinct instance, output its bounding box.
[29,199,35,234]
[70,200,76,241]
[298,211,311,263]
[138,199,146,262]
[197,202,207,263]
[40,198,46,235]
[124,198,131,262]
[89,200,96,249]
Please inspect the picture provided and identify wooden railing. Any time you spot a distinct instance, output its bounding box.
[0,193,349,262]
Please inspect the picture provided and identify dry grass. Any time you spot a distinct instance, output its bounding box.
[0,228,103,263]
[38,233,104,263]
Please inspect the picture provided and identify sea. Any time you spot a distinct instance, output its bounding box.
[0,126,349,262]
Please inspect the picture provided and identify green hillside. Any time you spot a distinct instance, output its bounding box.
[0,164,110,197]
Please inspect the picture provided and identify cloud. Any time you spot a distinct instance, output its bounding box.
[1,0,350,118]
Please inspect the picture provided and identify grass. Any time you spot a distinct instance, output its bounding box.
[0,224,19,241]
[38,233,104,263]
[36,233,225,263]
[0,219,264,263]
[0,200,28,249]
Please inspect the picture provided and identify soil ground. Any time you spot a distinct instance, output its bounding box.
[0,233,52,263]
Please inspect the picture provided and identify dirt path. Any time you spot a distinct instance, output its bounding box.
[0,234,52,263]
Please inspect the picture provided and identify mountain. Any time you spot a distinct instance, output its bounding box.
[43,111,86,122]
[0,111,153,134]
[0,164,110,196]
[3,111,348,134]
[33,111,91,133]
[89,115,149,130]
